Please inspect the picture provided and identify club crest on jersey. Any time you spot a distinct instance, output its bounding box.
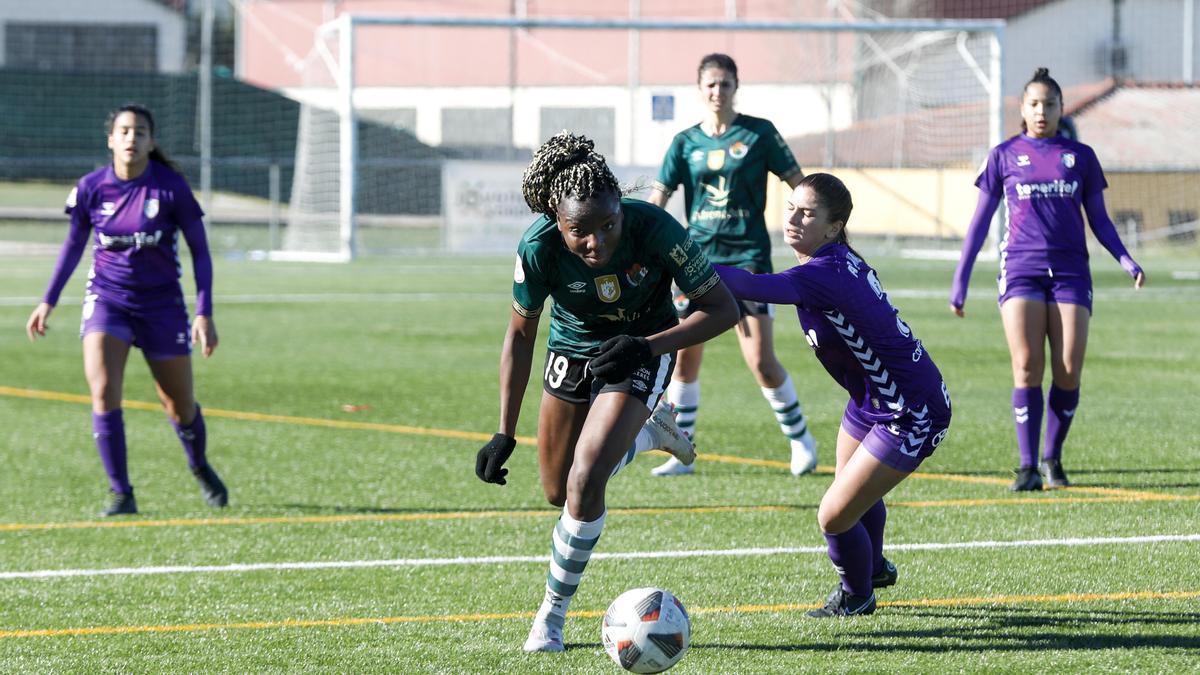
[728,141,748,159]
[706,149,726,170]
[1062,152,1075,168]
[595,274,621,303]
[143,198,160,219]
[668,243,689,266]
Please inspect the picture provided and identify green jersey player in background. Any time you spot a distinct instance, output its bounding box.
[474,132,739,653]
[648,53,818,476]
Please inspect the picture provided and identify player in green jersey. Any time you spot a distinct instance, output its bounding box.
[649,52,818,477]
[474,132,739,653]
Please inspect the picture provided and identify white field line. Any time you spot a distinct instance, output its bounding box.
[4,533,1198,581]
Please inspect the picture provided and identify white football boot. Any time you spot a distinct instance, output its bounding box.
[647,401,695,466]
[790,430,818,476]
[522,617,565,653]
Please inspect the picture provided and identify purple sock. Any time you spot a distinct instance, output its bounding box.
[1012,387,1043,469]
[824,523,873,597]
[172,405,207,469]
[1044,385,1080,462]
[93,410,131,494]
[859,500,887,575]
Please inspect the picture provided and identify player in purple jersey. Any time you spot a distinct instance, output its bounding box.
[715,173,952,617]
[950,69,1145,491]
[649,53,817,478]
[25,103,228,516]
[474,133,739,652]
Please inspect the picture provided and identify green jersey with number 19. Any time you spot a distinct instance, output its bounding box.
[654,114,802,272]
[512,199,720,358]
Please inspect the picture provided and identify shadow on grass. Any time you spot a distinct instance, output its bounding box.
[693,604,1200,653]
[251,502,821,516]
[254,503,561,515]
[914,466,1200,491]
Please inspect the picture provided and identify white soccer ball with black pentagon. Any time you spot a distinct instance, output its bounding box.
[601,587,691,673]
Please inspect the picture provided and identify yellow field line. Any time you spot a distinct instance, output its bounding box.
[3,590,1196,639]
[0,385,1185,528]
[0,386,536,445]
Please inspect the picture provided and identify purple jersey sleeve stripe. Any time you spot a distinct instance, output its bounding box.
[43,212,92,306]
[1083,191,1140,278]
[950,190,1001,308]
[179,214,214,316]
[713,264,805,305]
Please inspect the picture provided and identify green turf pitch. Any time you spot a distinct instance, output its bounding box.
[1,245,1199,673]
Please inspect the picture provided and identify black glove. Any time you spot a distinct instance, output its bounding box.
[476,433,517,485]
[588,335,653,384]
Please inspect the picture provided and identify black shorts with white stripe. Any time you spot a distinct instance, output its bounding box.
[541,348,675,410]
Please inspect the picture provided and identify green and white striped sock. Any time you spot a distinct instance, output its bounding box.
[535,508,606,625]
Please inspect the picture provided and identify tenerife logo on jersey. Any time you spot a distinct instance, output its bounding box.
[1062,152,1076,168]
[98,229,163,251]
[728,141,748,159]
[1015,179,1078,200]
[143,198,159,219]
[595,274,621,303]
[706,149,726,170]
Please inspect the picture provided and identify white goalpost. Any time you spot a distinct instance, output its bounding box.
[282,14,1005,262]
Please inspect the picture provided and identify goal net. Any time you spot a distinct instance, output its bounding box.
[269,11,1004,260]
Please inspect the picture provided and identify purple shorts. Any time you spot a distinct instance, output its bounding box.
[79,290,192,360]
[997,271,1093,313]
[841,396,951,473]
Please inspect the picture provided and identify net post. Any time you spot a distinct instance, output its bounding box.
[338,13,358,261]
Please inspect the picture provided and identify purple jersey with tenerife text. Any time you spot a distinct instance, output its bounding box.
[979,134,1106,278]
[716,243,949,426]
[44,160,212,315]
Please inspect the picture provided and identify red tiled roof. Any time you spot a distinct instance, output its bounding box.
[787,78,1127,168]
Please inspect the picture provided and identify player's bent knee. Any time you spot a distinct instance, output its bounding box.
[816,505,856,535]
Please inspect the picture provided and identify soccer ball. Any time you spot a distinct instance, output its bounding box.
[601,587,691,673]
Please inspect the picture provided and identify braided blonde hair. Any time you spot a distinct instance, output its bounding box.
[521,132,620,221]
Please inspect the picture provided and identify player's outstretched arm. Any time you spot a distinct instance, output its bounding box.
[478,310,539,485]
[1082,191,1145,289]
[950,190,1001,317]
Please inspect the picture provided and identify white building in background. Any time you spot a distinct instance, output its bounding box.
[0,0,187,73]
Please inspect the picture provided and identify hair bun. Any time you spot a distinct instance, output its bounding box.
[1034,67,1050,79]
